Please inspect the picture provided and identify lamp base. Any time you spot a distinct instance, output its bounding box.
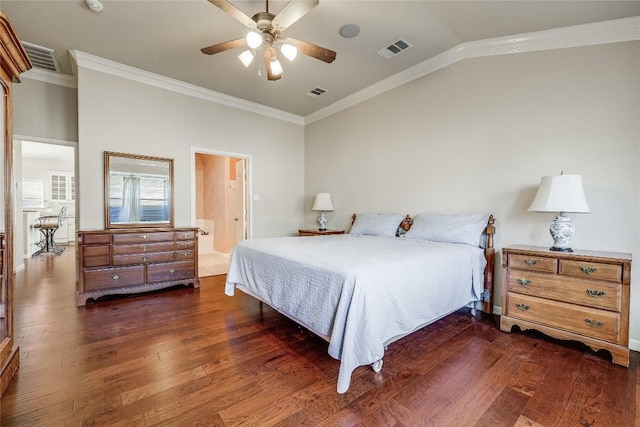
[548,212,575,253]
[550,246,574,252]
[318,210,328,231]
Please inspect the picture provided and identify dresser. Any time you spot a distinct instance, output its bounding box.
[298,229,345,236]
[77,228,200,306]
[501,245,631,366]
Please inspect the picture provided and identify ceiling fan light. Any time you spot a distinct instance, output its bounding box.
[270,58,283,76]
[238,50,254,67]
[280,43,297,61]
[246,31,263,49]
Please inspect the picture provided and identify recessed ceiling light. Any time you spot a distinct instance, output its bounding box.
[339,24,360,39]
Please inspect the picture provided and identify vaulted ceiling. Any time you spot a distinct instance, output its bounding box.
[2,1,639,117]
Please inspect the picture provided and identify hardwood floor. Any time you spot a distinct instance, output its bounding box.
[1,248,638,426]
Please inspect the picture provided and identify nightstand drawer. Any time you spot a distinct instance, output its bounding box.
[559,259,623,283]
[507,293,619,343]
[507,254,557,273]
[506,271,621,311]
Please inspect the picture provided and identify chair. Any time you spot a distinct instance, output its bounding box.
[32,207,67,257]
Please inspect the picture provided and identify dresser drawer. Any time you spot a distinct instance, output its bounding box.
[506,270,621,311]
[559,259,623,283]
[507,254,557,273]
[506,293,619,343]
[83,265,145,291]
[112,231,174,245]
[174,249,195,260]
[112,251,175,266]
[147,260,195,283]
[112,241,175,256]
[175,230,196,240]
[175,240,195,250]
[82,233,111,245]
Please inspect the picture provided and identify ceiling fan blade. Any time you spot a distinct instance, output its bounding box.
[286,38,336,63]
[264,48,281,81]
[272,0,319,30]
[201,38,246,55]
[208,0,256,28]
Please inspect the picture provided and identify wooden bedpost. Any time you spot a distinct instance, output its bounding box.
[483,215,496,314]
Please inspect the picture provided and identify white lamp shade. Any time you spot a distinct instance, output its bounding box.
[312,193,334,211]
[269,58,283,76]
[528,174,590,213]
[280,43,298,61]
[238,50,254,67]
[246,31,263,49]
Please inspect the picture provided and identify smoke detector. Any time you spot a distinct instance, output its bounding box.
[85,0,104,13]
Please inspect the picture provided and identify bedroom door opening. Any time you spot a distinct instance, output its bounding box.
[194,151,248,277]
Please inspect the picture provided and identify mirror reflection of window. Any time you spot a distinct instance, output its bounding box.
[109,173,169,223]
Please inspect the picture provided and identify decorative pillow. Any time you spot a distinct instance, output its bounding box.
[404,213,490,247]
[350,213,404,237]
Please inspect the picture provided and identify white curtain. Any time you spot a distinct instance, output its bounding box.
[163,179,170,221]
[119,175,140,223]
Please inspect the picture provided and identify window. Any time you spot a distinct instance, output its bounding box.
[49,172,74,201]
[22,179,44,208]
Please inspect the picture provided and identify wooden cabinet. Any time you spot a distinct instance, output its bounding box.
[501,245,631,366]
[76,228,200,306]
[0,13,32,397]
[298,229,345,236]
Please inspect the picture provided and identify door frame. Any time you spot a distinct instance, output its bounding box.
[190,146,252,241]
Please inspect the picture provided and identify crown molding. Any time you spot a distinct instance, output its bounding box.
[21,67,77,88]
[68,50,305,125]
[305,16,640,124]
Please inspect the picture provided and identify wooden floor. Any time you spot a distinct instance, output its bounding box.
[1,248,638,426]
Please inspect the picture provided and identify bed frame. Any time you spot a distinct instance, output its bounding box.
[240,214,496,376]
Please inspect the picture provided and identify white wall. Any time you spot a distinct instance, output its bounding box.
[305,42,640,342]
[12,78,78,142]
[75,66,305,236]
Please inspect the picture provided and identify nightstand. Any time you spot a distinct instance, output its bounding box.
[298,229,345,237]
[501,245,631,366]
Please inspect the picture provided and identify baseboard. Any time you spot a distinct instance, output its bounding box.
[492,305,502,316]
[629,338,640,352]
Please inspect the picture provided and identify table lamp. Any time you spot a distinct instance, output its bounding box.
[312,193,334,231]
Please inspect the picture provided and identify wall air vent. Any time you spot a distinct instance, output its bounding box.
[21,41,61,73]
[377,38,413,59]
[306,87,327,98]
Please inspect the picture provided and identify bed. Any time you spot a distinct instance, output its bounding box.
[225,212,496,393]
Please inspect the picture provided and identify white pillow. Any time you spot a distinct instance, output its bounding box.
[350,213,404,237]
[404,213,490,246]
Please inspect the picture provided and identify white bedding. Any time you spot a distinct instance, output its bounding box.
[225,234,486,393]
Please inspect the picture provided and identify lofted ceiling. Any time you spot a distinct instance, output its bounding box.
[2,1,639,117]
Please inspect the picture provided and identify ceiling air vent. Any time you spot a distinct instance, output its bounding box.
[377,38,413,59]
[306,87,327,98]
[21,41,61,73]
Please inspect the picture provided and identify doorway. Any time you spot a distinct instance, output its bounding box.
[13,138,77,272]
[193,150,248,277]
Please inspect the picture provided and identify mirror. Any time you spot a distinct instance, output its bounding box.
[104,152,174,228]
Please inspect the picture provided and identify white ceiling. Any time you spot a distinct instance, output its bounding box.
[2,1,639,117]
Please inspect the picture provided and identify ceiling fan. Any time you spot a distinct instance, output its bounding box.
[201,0,336,81]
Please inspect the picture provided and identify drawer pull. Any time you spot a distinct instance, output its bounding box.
[181,242,190,247]
[140,234,149,240]
[169,268,176,274]
[524,259,538,266]
[580,266,597,275]
[515,303,530,312]
[112,274,120,281]
[517,278,531,286]
[586,289,605,298]
[182,232,190,238]
[584,318,604,329]
[141,244,149,251]
[183,252,190,257]
[141,255,148,262]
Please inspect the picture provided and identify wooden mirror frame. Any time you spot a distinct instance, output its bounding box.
[104,151,174,229]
